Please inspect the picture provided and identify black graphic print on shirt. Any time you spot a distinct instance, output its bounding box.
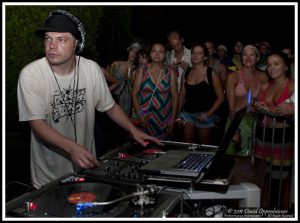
[51,87,86,123]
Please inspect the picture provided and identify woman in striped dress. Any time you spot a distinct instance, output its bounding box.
[132,42,178,140]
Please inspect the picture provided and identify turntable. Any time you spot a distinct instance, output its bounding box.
[31,182,127,217]
[5,173,183,218]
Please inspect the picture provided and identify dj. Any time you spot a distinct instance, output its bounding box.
[17,10,160,189]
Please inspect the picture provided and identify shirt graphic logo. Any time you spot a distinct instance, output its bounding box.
[51,87,86,123]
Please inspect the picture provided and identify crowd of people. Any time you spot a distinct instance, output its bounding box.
[16,10,295,209]
[97,34,296,209]
[96,30,295,209]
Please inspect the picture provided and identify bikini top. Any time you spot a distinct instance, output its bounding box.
[259,79,292,106]
[235,70,261,99]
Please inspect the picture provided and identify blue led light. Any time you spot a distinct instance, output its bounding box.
[76,202,94,209]
[247,89,252,112]
[75,202,95,217]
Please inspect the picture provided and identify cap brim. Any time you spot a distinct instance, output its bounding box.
[34,28,71,37]
[34,14,81,39]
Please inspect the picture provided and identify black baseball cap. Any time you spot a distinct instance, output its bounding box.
[34,14,81,39]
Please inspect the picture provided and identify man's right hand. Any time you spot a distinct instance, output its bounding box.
[30,119,100,169]
[69,144,100,169]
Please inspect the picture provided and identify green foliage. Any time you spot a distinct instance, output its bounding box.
[6,6,49,135]
[5,5,134,135]
[96,6,135,66]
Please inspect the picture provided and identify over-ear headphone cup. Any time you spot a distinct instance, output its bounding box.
[75,22,85,53]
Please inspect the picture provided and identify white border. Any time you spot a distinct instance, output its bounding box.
[2,2,298,221]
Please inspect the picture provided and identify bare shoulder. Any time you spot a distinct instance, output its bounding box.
[112,61,124,67]
[260,81,269,91]
[100,67,109,75]
[256,69,267,76]
[227,71,239,81]
[256,70,269,83]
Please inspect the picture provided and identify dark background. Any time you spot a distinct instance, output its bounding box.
[130,5,295,51]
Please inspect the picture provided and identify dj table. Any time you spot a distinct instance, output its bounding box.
[6,141,261,218]
[87,141,261,208]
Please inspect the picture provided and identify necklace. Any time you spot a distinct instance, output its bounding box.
[173,48,184,64]
[144,66,163,113]
[150,65,163,84]
[274,77,288,86]
[49,57,80,141]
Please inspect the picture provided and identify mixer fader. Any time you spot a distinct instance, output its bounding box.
[85,157,146,184]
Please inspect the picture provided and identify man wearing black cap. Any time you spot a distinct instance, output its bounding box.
[17,10,160,189]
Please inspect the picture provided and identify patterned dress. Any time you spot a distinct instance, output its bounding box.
[139,64,173,139]
[112,65,132,116]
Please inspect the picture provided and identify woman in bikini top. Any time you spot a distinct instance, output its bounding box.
[226,45,269,116]
[255,52,294,128]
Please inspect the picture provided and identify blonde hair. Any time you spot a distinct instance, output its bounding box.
[242,45,259,57]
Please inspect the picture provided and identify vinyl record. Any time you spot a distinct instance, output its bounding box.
[35,182,128,217]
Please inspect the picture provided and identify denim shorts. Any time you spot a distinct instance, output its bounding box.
[180,110,218,128]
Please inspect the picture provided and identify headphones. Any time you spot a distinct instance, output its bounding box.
[49,9,85,54]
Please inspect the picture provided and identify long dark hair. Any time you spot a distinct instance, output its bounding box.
[190,42,209,65]
[267,51,291,78]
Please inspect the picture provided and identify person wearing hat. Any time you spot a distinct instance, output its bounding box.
[104,42,141,146]
[110,42,141,115]
[257,41,271,71]
[217,44,228,61]
[17,10,160,189]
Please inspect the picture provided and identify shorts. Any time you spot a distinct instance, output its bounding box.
[180,110,218,128]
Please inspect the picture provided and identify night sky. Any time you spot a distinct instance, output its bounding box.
[130,4,296,51]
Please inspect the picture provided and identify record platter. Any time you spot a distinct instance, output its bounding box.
[6,173,183,218]
[31,182,127,217]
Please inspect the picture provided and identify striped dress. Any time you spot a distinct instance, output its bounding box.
[139,64,173,139]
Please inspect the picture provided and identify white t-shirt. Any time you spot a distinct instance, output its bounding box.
[17,56,115,188]
[166,46,191,92]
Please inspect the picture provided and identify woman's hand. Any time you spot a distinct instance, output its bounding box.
[198,112,209,122]
[176,117,186,128]
[166,120,175,135]
[254,101,270,111]
[275,102,294,116]
[138,115,147,129]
